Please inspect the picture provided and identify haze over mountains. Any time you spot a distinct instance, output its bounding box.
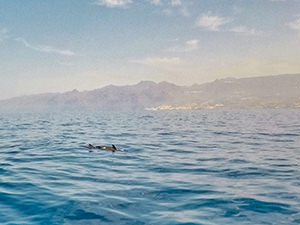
[0,74,300,112]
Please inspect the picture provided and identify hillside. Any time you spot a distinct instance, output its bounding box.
[0,74,300,112]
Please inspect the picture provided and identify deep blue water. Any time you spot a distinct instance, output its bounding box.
[0,110,299,225]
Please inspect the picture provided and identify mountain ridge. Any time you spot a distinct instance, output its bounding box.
[1,73,300,112]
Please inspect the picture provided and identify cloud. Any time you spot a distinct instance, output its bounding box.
[94,0,132,8]
[130,57,182,66]
[229,26,262,35]
[288,17,300,35]
[171,0,181,6]
[196,12,231,31]
[150,0,161,5]
[0,28,8,42]
[15,37,76,56]
[150,0,181,6]
[168,39,199,52]
[196,13,261,35]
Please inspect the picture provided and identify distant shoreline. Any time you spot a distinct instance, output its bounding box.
[0,73,300,113]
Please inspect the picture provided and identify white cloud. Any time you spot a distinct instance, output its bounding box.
[171,0,181,6]
[150,0,181,6]
[150,0,161,5]
[288,17,300,34]
[168,39,199,52]
[196,13,261,35]
[130,57,182,66]
[196,12,231,31]
[15,37,76,56]
[229,26,261,35]
[0,28,8,42]
[94,0,132,8]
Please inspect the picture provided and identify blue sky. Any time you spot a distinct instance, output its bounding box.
[1,0,300,99]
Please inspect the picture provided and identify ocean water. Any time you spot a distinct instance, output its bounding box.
[0,110,299,225]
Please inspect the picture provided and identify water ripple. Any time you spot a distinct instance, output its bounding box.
[0,110,299,224]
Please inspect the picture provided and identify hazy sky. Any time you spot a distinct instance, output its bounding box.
[1,0,300,99]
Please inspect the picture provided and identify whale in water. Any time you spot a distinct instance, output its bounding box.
[88,144,118,152]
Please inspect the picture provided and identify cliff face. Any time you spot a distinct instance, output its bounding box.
[1,74,300,112]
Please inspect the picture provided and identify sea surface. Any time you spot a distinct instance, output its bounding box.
[0,110,299,225]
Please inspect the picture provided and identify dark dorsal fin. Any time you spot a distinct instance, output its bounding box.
[112,144,117,150]
[88,144,96,149]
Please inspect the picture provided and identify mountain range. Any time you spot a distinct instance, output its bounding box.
[0,74,300,112]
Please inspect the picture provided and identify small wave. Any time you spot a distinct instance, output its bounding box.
[0,110,299,224]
